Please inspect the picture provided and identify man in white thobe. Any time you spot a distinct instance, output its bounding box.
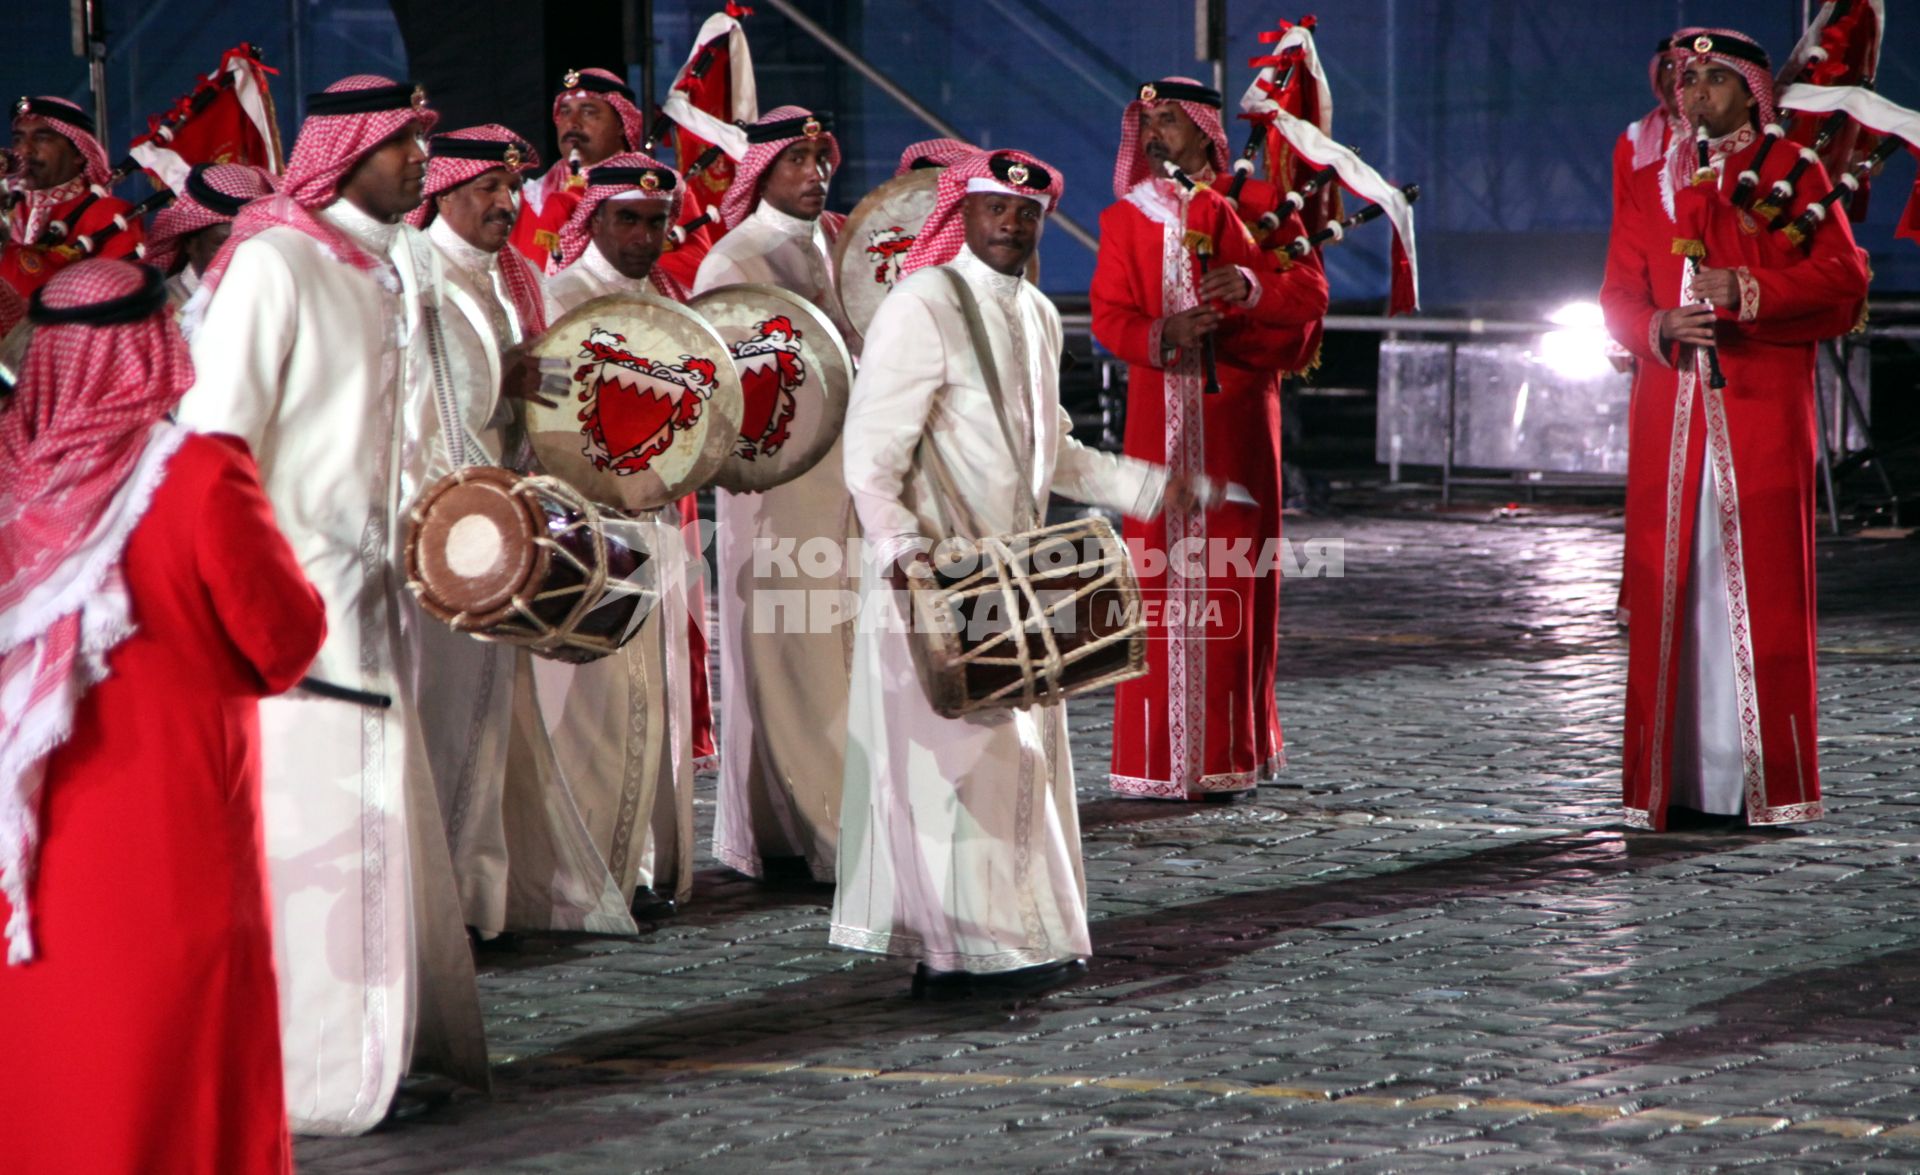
[538,153,704,917]
[174,75,488,1134]
[831,150,1184,997]
[695,105,857,884]
[402,124,640,937]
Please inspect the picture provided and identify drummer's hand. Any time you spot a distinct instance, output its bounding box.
[501,345,567,409]
[1162,472,1205,515]
[888,551,934,592]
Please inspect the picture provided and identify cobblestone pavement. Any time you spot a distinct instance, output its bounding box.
[301,506,1920,1173]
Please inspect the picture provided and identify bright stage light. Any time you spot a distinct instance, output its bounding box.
[1535,300,1617,381]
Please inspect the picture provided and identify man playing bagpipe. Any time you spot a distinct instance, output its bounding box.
[2,97,145,297]
[1093,76,1328,803]
[1600,28,1869,831]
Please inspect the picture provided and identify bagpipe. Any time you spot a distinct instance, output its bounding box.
[10,44,282,260]
[1714,0,1913,253]
[1235,14,1420,315]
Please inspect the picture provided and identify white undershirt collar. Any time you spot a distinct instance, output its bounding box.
[582,238,649,292]
[953,242,1025,297]
[749,199,822,239]
[322,197,401,256]
[428,215,501,277]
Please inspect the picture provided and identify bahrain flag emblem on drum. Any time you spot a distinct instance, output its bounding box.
[729,315,807,460]
[863,225,914,287]
[572,327,718,475]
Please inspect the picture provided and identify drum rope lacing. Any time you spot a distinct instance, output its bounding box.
[412,467,654,660]
[906,267,1146,715]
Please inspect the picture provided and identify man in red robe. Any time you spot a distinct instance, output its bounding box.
[2,96,144,297]
[1094,77,1328,802]
[509,67,715,289]
[1601,28,1868,830]
[1608,30,1692,626]
[0,258,325,1172]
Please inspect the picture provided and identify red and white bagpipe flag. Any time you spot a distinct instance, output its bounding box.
[1240,15,1419,314]
[660,6,758,223]
[1775,0,1885,218]
[1775,83,1920,247]
[1242,17,1333,190]
[126,44,284,195]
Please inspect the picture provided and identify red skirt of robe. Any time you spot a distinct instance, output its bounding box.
[1092,186,1326,799]
[0,435,326,1174]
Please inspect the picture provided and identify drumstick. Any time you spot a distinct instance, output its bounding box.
[296,676,393,709]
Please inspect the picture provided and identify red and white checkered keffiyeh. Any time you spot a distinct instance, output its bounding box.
[404,124,540,229]
[0,259,192,963]
[720,105,842,230]
[893,137,973,178]
[7,99,115,248]
[11,97,112,187]
[0,282,21,337]
[900,148,1061,278]
[1665,29,1777,206]
[1630,30,1701,172]
[1113,77,1231,200]
[553,68,647,154]
[556,151,689,299]
[197,74,438,298]
[143,163,277,274]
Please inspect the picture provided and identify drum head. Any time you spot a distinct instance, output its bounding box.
[832,170,940,344]
[687,283,855,493]
[526,292,744,511]
[832,168,1044,347]
[407,466,545,629]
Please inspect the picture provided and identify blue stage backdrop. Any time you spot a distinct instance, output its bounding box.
[5,1,1916,310]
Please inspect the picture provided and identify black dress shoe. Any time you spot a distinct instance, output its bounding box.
[1198,790,1242,804]
[630,887,678,921]
[973,959,1087,997]
[910,963,975,1001]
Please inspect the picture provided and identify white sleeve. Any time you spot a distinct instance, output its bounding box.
[692,246,753,296]
[176,239,297,457]
[1050,408,1166,519]
[841,285,948,570]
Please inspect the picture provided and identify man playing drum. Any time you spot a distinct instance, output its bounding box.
[538,152,706,919]
[401,124,591,940]
[833,148,1195,998]
[174,75,490,1134]
[694,105,857,886]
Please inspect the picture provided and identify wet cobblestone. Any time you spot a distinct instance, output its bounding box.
[300,508,1920,1172]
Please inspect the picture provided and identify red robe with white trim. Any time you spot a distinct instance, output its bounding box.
[1601,131,1868,829]
[1609,112,1675,624]
[1,186,145,297]
[1094,180,1327,800]
[0,435,324,1173]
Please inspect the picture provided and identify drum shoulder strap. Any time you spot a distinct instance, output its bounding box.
[933,265,1041,529]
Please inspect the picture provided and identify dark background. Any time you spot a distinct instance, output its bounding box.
[7,1,1918,312]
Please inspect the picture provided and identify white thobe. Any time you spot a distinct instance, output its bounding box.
[403,217,560,936]
[694,201,858,882]
[538,240,698,907]
[175,200,487,1134]
[831,246,1164,973]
